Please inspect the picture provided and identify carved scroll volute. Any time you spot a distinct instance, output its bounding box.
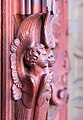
[51,50,70,106]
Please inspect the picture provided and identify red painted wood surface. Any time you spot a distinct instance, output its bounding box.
[54,1,69,120]
[1,0,69,120]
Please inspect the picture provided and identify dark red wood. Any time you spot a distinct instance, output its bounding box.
[1,0,69,120]
[58,1,69,120]
[1,0,13,119]
[32,0,41,13]
[13,0,25,15]
[25,0,31,15]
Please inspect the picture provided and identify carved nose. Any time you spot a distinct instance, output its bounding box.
[55,38,59,44]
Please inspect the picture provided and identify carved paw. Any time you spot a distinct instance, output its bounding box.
[12,84,22,100]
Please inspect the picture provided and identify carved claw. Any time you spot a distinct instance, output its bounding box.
[12,84,22,100]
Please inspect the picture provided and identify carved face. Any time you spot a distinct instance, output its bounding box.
[48,50,55,67]
[24,44,48,68]
[36,48,48,68]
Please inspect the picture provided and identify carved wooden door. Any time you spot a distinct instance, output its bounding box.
[1,0,70,120]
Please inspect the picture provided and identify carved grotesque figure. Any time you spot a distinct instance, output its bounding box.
[10,1,70,118]
[11,41,54,119]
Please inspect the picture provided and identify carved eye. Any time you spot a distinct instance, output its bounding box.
[51,55,53,57]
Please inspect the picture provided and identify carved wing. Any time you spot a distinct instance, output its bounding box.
[10,13,42,102]
[17,13,42,46]
[34,74,52,120]
[44,12,59,49]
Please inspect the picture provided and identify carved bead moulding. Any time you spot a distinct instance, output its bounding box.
[10,0,70,120]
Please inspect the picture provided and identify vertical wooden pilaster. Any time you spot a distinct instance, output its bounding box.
[1,0,13,119]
